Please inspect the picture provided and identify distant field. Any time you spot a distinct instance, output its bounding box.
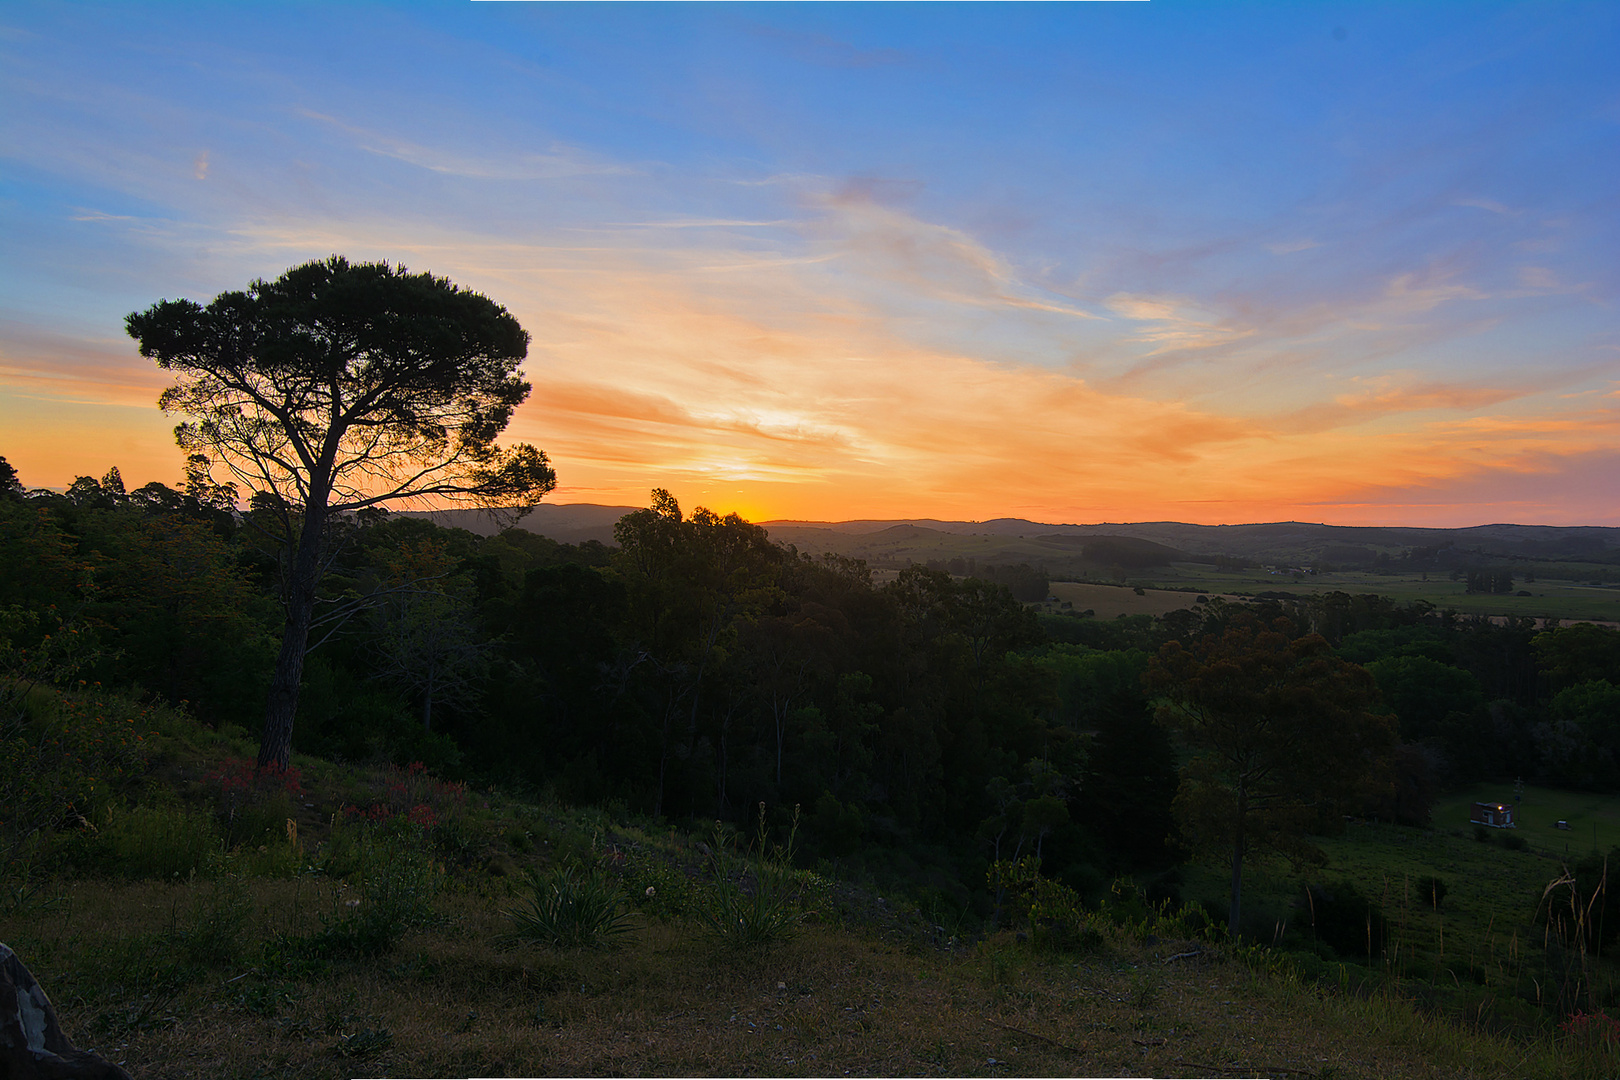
[1180,784,1613,1002]
[1047,581,1234,618]
[1145,565,1620,624]
[1435,783,1620,858]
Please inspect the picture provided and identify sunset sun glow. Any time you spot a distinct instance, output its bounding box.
[2,3,1616,526]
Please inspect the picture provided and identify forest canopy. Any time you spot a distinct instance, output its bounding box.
[7,453,1617,924]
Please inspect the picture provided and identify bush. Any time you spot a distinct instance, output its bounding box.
[0,686,153,863]
[699,804,816,949]
[102,803,220,878]
[1304,880,1387,960]
[306,817,442,956]
[988,857,1105,954]
[628,859,698,920]
[506,864,637,949]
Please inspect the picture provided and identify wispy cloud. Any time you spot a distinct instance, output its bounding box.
[1104,293,1255,353]
[1265,238,1319,255]
[297,109,636,181]
[1455,196,1515,215]
[807,191,1104,321]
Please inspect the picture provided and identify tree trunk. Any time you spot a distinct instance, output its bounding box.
[1228,830,1245,938]
[257,507,325,772]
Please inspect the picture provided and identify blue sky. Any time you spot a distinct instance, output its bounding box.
[2,1,1616,524]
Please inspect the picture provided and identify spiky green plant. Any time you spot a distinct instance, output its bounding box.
[506,864,637,949]
[699,803,810,949]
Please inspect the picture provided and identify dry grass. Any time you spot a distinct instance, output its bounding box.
[2,876,1582,1079]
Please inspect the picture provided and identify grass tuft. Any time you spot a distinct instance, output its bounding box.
[506,863,637,949]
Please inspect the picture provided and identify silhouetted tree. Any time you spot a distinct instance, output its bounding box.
[0,456,22,500]
[1148,615,1394,936]
[128,256,555,769]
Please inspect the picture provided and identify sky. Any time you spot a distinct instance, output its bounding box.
[2,2,1617,527]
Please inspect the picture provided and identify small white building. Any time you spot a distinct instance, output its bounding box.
[1471,802,1516,829]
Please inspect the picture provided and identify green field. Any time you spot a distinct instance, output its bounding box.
[1435,783,1620,858]
[1175,782,1620,1038]
[1137,565,1620,624]
[1047,580,1235,618]
[1045,571,1620,623]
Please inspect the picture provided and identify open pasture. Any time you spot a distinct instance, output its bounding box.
[1435,784,1620,859]
[1144,566,1620,625]
[1047,581,1234,619]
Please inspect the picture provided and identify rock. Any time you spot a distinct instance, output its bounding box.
[0,943,133,1080]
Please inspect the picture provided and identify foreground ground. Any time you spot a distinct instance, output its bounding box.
[2,874,1590,1079]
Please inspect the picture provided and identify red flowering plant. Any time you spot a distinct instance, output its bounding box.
[341,761,463,839]
[1560,1009,1620,1048]
[207,757,303,813]
[206,755,305,847]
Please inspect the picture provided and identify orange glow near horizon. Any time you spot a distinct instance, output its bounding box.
[5,207,1617,529]
[3,5,1617,532]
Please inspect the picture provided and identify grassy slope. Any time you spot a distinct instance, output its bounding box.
[1176,785,1620,1060]
[2,880,1568,1079]
[1,699,1609,1078]
[1435,784,1620,855]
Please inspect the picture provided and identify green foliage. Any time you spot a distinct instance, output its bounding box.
[988,857,1103,954]
[627,859,699,920]
[1365,654,1485,742]
[1558,1010,1620,1078]
[1098,877,1216,943]
[699,804,818,949]
[1302,880,1388,959]
[1149,615,1395,934]
[100,803,221,878]
[1416,874,1448,910]
[166,875,253,967]
[0,686,154,864]
[505,864,638,949]
[0,605,102,726]
[306,818,443,956]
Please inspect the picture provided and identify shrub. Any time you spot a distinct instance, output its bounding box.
[699,804,815,949]
[507,863,636,949]
[102,803,220,878]
[306,817,442,956]
[0,686,153,863]
[1304,880,1387,960]
[628,859,698,920]
[208,757,303,849]
[1560,1009,1620,1077]
[990,857,1104,953]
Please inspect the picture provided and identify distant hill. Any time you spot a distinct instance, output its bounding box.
[399,503,637,544]
[401,504,1620,571]
[761,517,1620,571]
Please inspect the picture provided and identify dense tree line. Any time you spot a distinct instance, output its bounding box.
[7,454,1620,913]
